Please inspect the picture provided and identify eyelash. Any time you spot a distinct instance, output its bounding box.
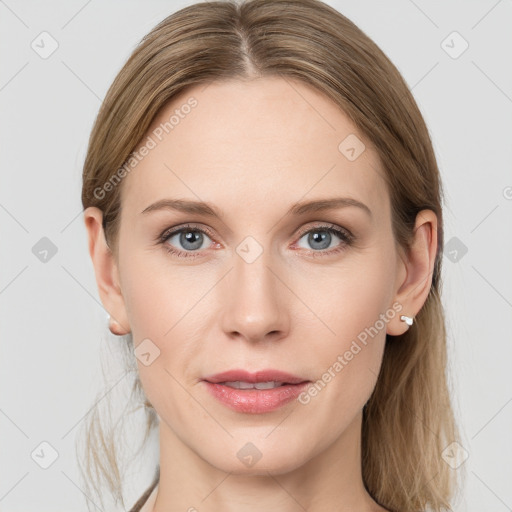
[157,222,354,259]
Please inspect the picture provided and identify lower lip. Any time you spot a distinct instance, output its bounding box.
[203,381,310,414]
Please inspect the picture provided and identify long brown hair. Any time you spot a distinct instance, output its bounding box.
[79,1,459,510]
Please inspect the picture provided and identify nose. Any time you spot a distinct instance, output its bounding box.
[219,245,290,344]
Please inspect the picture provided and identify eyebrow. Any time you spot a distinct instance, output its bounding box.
[141,197,372,218]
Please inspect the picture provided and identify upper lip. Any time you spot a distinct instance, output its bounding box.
[203,369,309,385]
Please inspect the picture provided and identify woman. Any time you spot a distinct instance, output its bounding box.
[79,0,459,510]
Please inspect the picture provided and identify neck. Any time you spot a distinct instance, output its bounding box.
[151,411,386,512]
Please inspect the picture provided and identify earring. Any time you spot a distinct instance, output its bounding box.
[400,315,414,326]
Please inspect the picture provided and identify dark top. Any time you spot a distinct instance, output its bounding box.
[128,466,160,512]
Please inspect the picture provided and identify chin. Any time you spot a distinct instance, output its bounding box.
[196,431,315,476]
[212,451,307,476]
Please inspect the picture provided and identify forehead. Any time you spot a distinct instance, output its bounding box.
[121,76,389,222]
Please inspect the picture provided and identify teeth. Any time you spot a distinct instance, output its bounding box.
[221,381,284,389]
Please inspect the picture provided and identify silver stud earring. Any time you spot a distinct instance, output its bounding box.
[400,315,414,326]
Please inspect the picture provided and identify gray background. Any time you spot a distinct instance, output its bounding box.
[1,0,511,510]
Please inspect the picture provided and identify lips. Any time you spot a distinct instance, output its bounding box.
[202,369,310,414]
[203,369,308,385]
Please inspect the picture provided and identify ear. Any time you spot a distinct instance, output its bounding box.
[84,207,130,335]
[387,209,438,336]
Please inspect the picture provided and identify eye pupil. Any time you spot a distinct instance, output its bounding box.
[180,230,203,250]
[308,230,331,250]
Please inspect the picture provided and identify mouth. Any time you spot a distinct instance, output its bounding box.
[216,381,290,389]
[202,369,311,414]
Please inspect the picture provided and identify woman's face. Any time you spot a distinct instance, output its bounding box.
[112,76,406,474]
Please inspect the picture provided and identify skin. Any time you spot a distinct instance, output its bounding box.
[84,76,437,512]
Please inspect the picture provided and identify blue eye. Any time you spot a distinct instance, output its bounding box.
[298,228,341,250]
[160,224,212,258]
[295,225,353,256]
[158,223,354,259]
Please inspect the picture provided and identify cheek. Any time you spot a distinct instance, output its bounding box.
[119,258,203,417]
[119,245,206,339]
[296,246,395,349]
[295,244,396,413]
[118,248,218,394]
